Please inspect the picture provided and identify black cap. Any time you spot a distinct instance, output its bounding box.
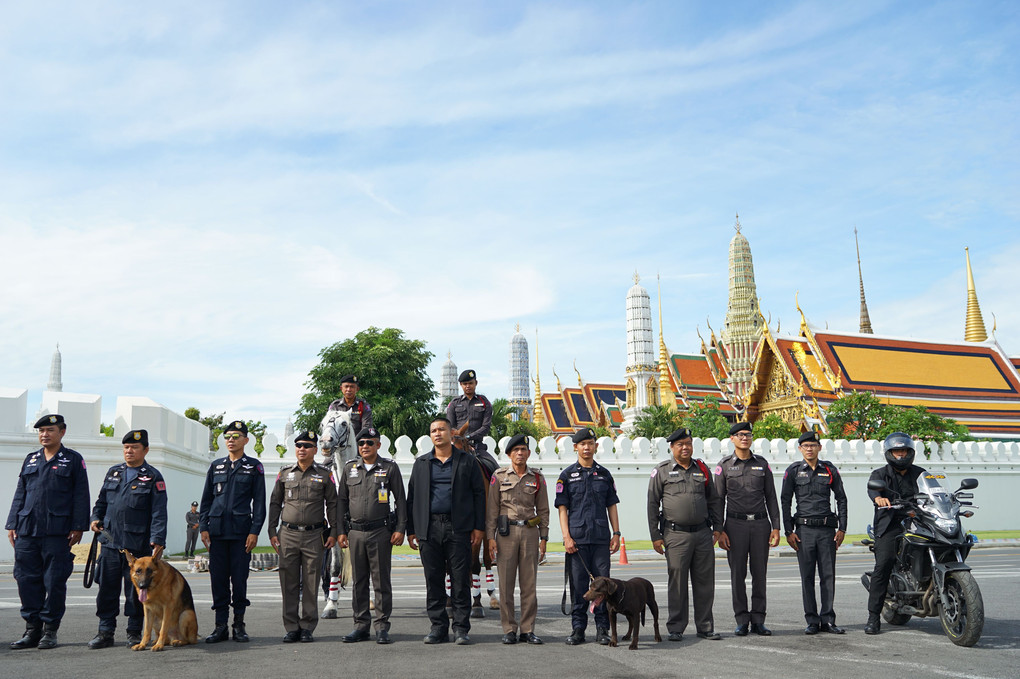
[729,421,752,436]
[122,429,149,446]
[356,427,381,441]
[223,420,248,436]
[294,430,318,444]
[191,501,198,507]
[34,414,64,428]
[458,370,476,382]
[571,428,596,444]
[505,433,529,452]
[798,431,820,445]
[339,374,358,385]
[666,428,692,443]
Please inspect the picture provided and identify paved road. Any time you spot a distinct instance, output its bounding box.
[1,549,1017,679]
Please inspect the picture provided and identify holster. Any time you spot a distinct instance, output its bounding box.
[525,515,542,528]
[497,515,510,536]
[387,510,397,531]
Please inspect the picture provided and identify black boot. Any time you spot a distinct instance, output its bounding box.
[10,623,42,650]
[37,623,59,650]
[87,630,115,649]
[205,623,229,643]
[232,614,249,643]
[596,627,611,645]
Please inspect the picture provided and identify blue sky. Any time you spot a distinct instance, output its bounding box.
[1,1,1018,435]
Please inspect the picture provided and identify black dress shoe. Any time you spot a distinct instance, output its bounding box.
[282,631,301,643]
[423,631,449,644]
[734,623,749,637]
[697,630,722,640]
[821,623,845,635]
[37,626,58,650]
[300,629,314,643]
[565,629,585,645]
[668,632,684,642]
[88,631,115,649]
[750,623,772,636]
[596,627,610,645]
[864,617,881,635]
[502,632,518,644]
[454,633,471,645]
[376,630,391,645]
[519,632,543,645]
[11,626,42,650]
[805,623,820,635]
[205,624,229,643]
[343,629,371,643]
[232,622,249,642]
[126,631,142,647]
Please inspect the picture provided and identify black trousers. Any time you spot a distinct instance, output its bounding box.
[185,528,199,556]
[13,536,74,625]
[867,529,902,616]
[96,545,150,633]
[208,538,251,625]
[569,543,610,631]
[419,515,472,635]
[724,518,770,625]
[795,525,837,625]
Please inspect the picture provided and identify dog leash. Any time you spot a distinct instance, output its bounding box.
[561,550,598,616]
[83,528,115,589]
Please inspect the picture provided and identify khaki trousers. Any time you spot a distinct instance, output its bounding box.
[278,527,324,632]
[496,525,540,634]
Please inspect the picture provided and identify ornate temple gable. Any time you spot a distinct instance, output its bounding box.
[796,300,842,396]
[744,313,810,427]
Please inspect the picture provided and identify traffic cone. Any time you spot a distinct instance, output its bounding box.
[618,536,629,565]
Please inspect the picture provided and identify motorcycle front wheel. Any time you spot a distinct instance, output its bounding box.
[940,571,984,647]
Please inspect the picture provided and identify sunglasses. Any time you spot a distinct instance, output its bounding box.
[358,440,378,447]
[224,433,244,440]
[295,442,316,449]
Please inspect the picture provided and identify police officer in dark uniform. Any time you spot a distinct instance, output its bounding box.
[327,374,373,436]
[338,427,407,645]
[865,432,925,635]
[185,501,200,558]
[200,420,267,644]
[7,414,90,650]
[446,369,493,456]
[647,428,723,642]
[268,430,338,643]
[556,427,621,646]
[714,421,780,637]
[780,431,848,635]
[87,429,169,649]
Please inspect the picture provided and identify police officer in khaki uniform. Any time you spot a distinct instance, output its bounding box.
[337,427,407,645]
[647,428,723,642]
[268,430,338,643]
[714,421,780,637]
[486,433,550,645]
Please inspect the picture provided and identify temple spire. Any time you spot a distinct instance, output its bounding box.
[532,329,546,428]
[47,343,62,392]
[657,275,674,410]
[964,247,988,342]
[855,227,873,334]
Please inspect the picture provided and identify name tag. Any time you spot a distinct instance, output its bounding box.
[378,488,388,503]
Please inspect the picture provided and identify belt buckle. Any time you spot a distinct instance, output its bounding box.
[746,513,755,521]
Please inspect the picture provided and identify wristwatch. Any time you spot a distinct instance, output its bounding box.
[612,531,622,536]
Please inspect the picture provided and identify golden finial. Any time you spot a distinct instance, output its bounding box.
[855,227,874,333]
[657,274,674,410]
[633,270,640,285]
[552,365,562,392]
[964,247,988,342]
[992,312,997,338]
[447,350,452,360]
[734,213,741,234]
[515,323,520,333]
[532,328,546,427]
[573,360,584,387]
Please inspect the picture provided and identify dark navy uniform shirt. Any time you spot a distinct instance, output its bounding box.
[6,445,90,537]
[780,460,848,535]
[446,394,492,447]
[199,454,267,539]
[713,453,781,530]
[326,397,373,436]
[429,456,454,515]
[91,462,168,552]
[554,461,620,545]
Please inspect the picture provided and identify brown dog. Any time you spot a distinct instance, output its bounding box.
[124,551,199,651]
[583,576,662,649]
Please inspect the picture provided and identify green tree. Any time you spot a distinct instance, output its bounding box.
[824,391,890,439]
[99,423,115,437]
[245,420,268,456]
[753,413,801,440]
[685,397,730,440]
[880,406,970,445]
[295,327,436,441]
[185,408,225,451]
[488,398,517,441]
[632,405,687,439]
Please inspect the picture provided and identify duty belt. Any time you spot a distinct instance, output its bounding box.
[281,521,325,532]
[727,511,768,521]
[349,518,388,531]
[795,516,838,528]
[667,520,710,533]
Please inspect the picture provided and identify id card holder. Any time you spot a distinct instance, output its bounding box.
[378,487,389,504]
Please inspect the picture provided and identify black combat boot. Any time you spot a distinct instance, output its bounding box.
[37,622,59,650]
[10,623,42,650]
[232,613,249,642]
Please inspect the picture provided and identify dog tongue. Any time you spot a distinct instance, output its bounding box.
[589,600,596,614]
[139,589,148,603]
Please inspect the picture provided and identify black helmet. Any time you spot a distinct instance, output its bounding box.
[883,431,915,470]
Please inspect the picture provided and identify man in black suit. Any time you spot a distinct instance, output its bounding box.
[407,416,486,645]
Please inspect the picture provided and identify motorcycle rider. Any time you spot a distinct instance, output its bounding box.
[864,432,925,635]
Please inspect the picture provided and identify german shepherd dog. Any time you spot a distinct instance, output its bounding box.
[583,576,662,650]
[124,551,199,651]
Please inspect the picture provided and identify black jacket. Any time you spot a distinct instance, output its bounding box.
[406,448,486,539]
[868,463,925,537]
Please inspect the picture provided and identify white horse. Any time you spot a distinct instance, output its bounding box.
[318,407,358,619]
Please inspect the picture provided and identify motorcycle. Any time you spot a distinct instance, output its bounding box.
[860,473,984,647]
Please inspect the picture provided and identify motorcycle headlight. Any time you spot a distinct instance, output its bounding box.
[934,518,958,535]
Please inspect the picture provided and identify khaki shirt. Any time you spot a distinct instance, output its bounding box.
[337,457,407,534]
[268,462,338,539]
[485,466,550,540]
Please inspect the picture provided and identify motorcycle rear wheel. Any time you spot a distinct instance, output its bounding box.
[882,607,911,626]
[939,571,984,647]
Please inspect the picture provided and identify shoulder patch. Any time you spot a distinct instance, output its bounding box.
[713,465,722,475]
[555,479,564,494]
[650,468,657,478]
[490,474,497,486]
[156,481,166,492]
[257,463,264,474]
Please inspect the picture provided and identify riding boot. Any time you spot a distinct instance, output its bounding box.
[10,623,42,649]
[37,623,59,650]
